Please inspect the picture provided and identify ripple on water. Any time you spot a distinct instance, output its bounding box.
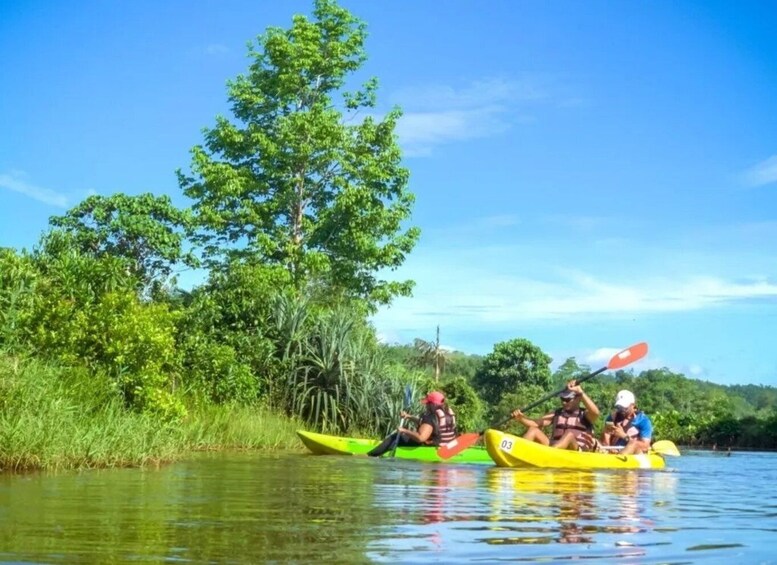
[1,449,776,563]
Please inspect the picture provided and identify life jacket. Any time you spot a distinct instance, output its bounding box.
[431,406,457,446]
[551,408,593,448]
[612,411,641,446]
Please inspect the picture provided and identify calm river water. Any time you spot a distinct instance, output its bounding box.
[0,448,774,563]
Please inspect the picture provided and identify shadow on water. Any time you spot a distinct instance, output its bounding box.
[0,449,775,563]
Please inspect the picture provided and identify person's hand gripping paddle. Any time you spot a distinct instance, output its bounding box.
[389,384,414,458]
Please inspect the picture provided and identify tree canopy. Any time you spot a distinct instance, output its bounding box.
[472,338,553,406]
[49,193,197,290]
[178,0,419,308]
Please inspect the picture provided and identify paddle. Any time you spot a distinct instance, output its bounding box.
[437,341,649,459]
[651,440,681,457]
[389,384,413,458]
[598,440,680,457]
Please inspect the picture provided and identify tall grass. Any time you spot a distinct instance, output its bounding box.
[178,403,302,450]
[0,353,302,473]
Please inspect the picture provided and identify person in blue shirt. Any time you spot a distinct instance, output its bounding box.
[600,390,653,455]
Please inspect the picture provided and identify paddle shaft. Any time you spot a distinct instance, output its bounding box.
[389,385,413,457]
[489,366,607,431]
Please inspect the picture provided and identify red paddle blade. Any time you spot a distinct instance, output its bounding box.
[607,342,648,370]
[437,432,481,459]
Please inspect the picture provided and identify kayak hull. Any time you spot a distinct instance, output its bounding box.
[297,430,493,464]
[484,429,666,470]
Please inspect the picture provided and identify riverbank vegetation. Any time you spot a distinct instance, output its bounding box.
[2,0,775,472]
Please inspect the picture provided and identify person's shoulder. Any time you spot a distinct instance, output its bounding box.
[635,411,652,424]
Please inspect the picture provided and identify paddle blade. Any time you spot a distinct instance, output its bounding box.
[437,432,481,459]
[607,342,648,370]
[652,440,681,457]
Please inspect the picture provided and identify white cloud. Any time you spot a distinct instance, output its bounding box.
[392,78,545,111]
[583,347,620,366]
[373,260,777,333]
[742,154,777,187]
[397,106,510,156]
[205,44,229,55]
[582,352,709,380]
[0,172,68,208]
[391,77,550,156]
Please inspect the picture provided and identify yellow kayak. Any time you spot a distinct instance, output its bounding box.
[484,429,666,470]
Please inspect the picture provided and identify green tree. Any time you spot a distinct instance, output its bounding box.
[472,338,552,406]
[178,0,419,307]
[552,357,591,388]
[49,193,197,291]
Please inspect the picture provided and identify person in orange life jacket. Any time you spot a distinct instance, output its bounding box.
[511,380,601,451]
[367,391,457,457]
[601,389,653,455]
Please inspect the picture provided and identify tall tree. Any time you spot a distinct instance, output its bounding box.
[178,0,419,308]
[472,338,552,406]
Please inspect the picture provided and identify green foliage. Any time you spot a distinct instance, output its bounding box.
[445,350,484,380]
[0,239,184,419]
[0,354,180,471]
[491,384,550,434]
[552,357,592,388]
[178,0,419,307]
[178,261,290,404]
[49,193,197,292]
[0,353,302,471]
[381,342,483,382]
[0,248,37,351]
[439,376,484,433]
[284,305,395,433]
[472,338,552,406]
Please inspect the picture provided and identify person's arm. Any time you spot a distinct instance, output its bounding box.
[567,380,600,423]
[399,422,433,443]
[512,409,538,428]
[512,410,554,428]
[400,411,420,426]
[620,416,652,455]
[601,416,616,445]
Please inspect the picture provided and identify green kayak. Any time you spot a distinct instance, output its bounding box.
[297,430,493,464]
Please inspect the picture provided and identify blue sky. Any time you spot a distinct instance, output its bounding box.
[2,1,776,386]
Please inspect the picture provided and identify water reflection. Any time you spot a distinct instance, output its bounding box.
[2,451,776,563]
[470,467,681,561]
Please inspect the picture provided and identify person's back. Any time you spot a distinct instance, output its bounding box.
[428,402,457,445]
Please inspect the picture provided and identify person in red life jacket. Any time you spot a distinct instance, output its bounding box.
[367,391,457,457]
[511,380,600,451]
[600,389,653,455]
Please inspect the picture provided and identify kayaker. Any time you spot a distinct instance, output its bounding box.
[367,391,457,457]
[511,380,600,451]
[600,389,653,455]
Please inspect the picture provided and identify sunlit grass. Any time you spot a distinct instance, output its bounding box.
[178,403,303,451]
[0,353,302,472]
